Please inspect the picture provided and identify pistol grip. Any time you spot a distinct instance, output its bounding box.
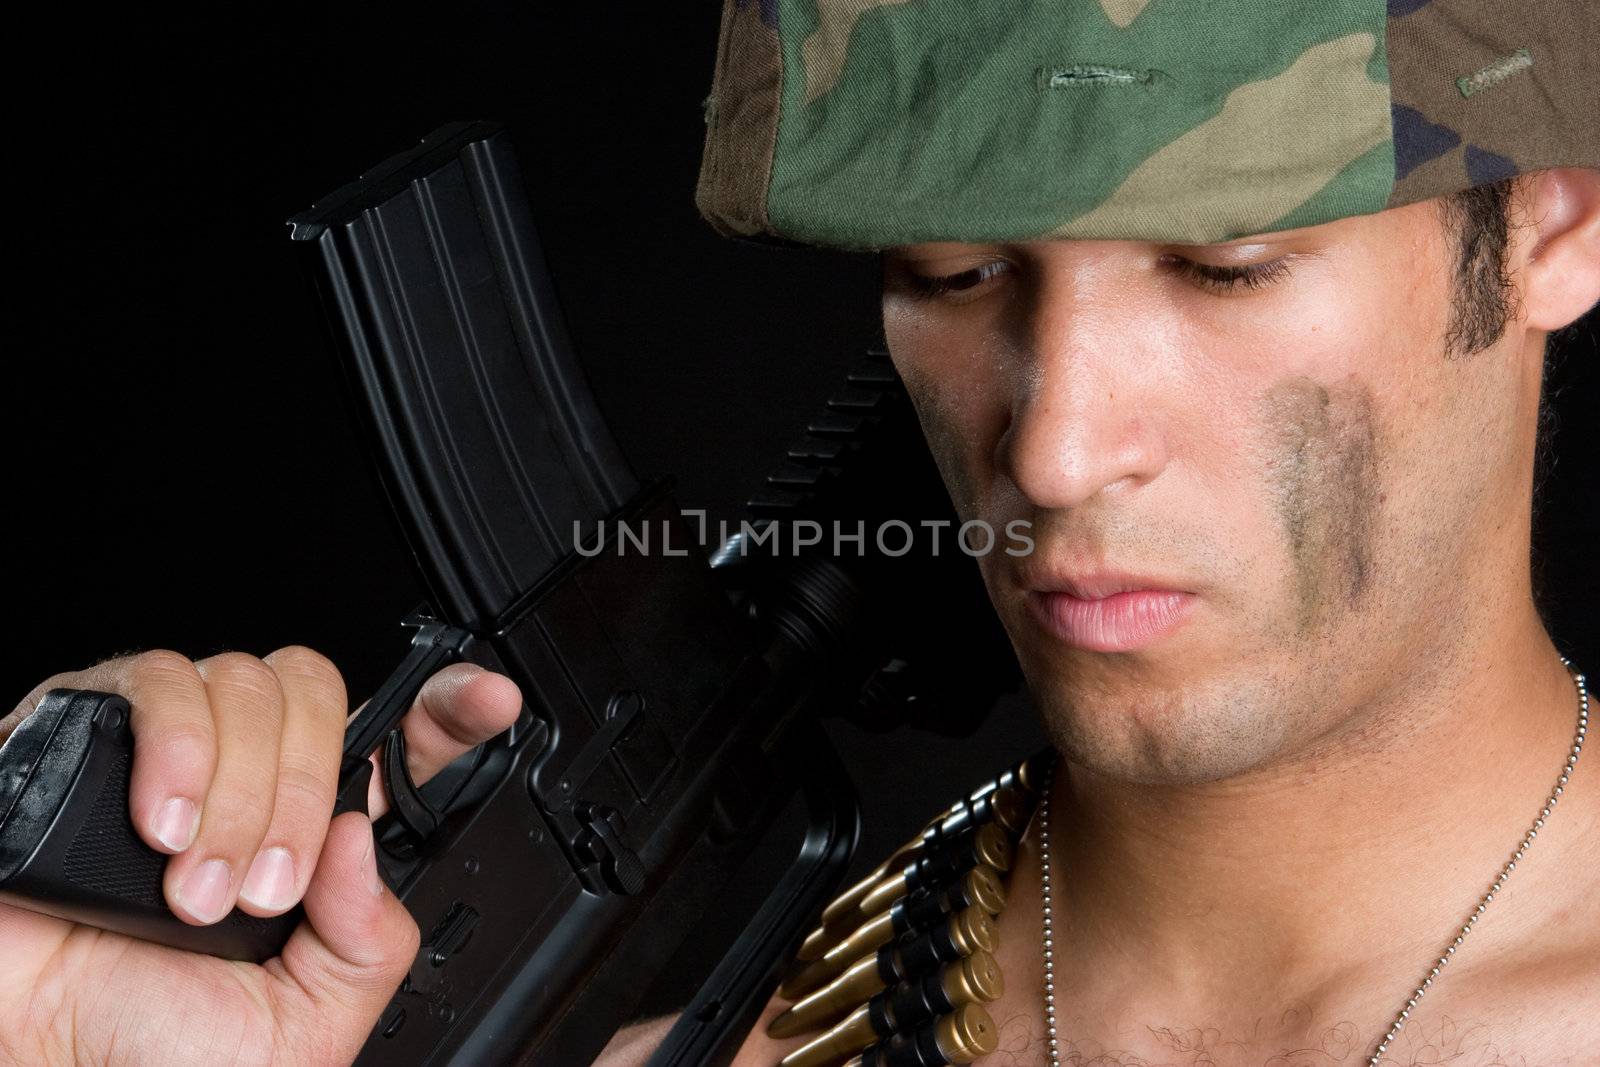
[0,689,298,962]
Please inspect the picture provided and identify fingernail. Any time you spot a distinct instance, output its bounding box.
[239,847,297,913]
[153,798,199,852]
[362,822,384,897]
[176,859,233,923]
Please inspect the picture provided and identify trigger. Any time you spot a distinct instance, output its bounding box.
[382,730,442,841]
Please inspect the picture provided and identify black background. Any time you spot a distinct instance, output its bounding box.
[6,1,1595,1025]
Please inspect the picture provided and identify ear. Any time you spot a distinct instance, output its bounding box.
[1514,167,1600,332]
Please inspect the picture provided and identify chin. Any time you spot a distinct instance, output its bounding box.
[1026,660,1302,787]
[992,578,1343,784]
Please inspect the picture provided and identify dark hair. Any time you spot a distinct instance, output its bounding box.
[1439,178,1522,358]
[1446,176,1589,627]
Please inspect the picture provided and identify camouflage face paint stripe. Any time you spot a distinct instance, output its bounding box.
[1260,377,1382,633]
[695,0,1600,248]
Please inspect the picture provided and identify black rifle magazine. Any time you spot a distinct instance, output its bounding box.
[289,123,863,1066]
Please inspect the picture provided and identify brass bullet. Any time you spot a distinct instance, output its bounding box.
[945,905,997,956]
[768,953,887,1039]
[839,1002,999,1067]
[828,948,1002,1042]
[796,923,833,963]
[1016,749,1054,797]
[818,861,896,932]
[783,903,996,1002]
[797,864,1006,966]
[805,780,1028,961]
[978,786,1028,839]
[777,1002,878,1067]
[935,1002,1000,1063]
[797,863,912,966]
[856,825,1012,919]
[782,909,898,999]
[817,812,940,933]
[777,979,998,1067]
[870,949,1005,1039]
[782,871,1003,1001]
[959,866,1006,917]
[942,948,1004,1007]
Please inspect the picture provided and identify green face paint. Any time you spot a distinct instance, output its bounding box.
[1259,376,1382,632]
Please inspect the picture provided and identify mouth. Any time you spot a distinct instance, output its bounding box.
[1023,571,1196,653]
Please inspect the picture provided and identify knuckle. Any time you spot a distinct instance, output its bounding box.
[201,653,286,714]
[124,650,213,733]
[130,648,201,682]
[144,723,217,771]
[268,645,349,716]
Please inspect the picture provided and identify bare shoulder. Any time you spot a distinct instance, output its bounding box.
[594,1015,679,1067]
[727,991,811,1067]
[1450,736,1600,1061]
[591,994,810,1067]
[1485,930,1600,1057]
[1434,877,1600,1064]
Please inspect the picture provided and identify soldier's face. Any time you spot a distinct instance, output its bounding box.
[881,198,1542,785]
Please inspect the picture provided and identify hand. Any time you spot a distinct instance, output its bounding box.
[0,647,523,1066]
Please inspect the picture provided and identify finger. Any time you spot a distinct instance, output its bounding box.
[162,653,285,925]
[268,813,418,1062]
[236,647,348,917]
[363,664,522,820]
[11,651,220,858]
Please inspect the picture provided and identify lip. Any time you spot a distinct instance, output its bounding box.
[1023,572,1196,652]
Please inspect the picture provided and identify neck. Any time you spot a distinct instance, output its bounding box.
[1045,606,1588,1009]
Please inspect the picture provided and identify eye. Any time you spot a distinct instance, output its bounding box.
[1163,255,1293,293]
[896,260,1012,301]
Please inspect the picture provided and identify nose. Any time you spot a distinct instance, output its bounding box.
[996,287,1169,510]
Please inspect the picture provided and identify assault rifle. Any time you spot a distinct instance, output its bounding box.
[0,121,1019,1065]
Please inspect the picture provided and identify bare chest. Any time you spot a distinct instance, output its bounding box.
[969,979,1598,1067]
[966,947,1593,1062]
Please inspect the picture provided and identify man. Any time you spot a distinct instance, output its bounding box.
[4,3,1597,1065]
[685,2,1598,1061]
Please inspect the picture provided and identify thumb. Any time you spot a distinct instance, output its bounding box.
[270,813,418,1061]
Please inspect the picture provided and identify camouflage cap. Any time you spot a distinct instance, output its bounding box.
[694,0,1599,249]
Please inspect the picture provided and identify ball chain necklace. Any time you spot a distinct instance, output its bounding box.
[1036,657,1589,1067]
